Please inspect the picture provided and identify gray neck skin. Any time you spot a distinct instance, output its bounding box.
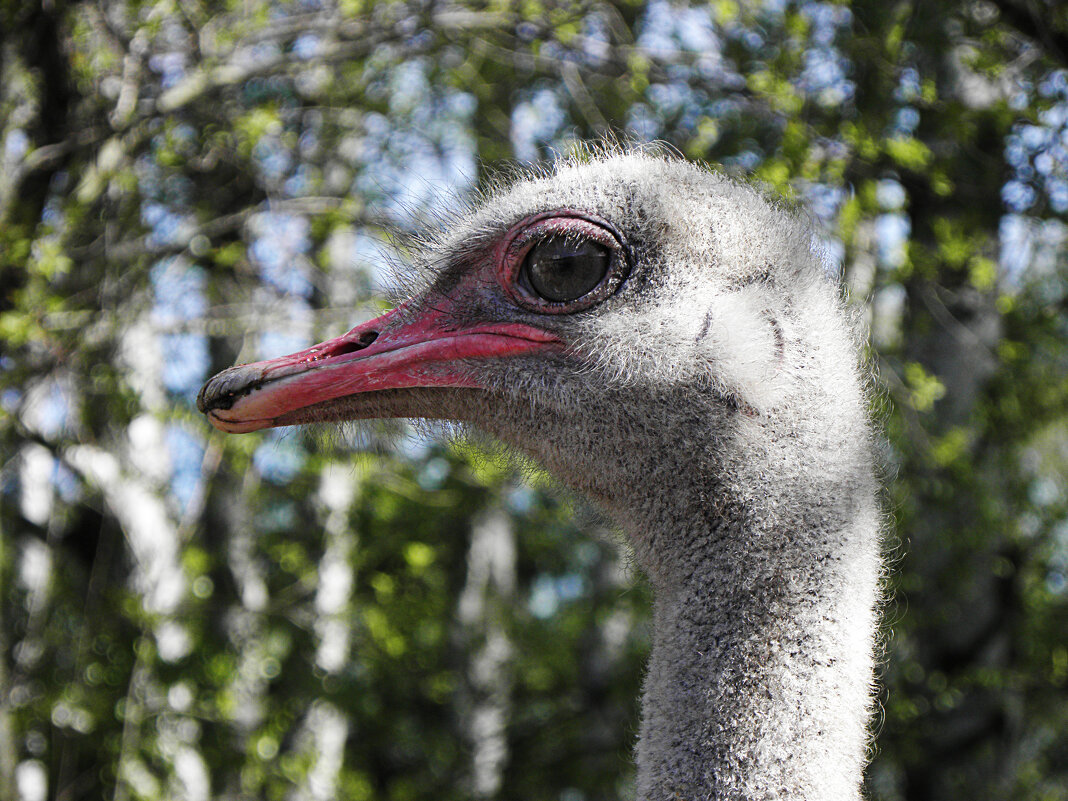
[632,510,878,801]
[478,392,880,801]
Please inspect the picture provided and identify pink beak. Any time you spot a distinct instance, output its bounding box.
[197,303,561,433]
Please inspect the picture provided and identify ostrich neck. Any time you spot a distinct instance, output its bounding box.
[478,391,879,800]
[629,497,879,801]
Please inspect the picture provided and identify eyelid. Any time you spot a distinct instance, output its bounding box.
[495,211,631,314]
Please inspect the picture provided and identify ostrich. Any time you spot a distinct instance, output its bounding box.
[198,151,881,801]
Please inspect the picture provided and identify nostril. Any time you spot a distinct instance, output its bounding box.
[332,342,361,357]
[331,330,379,358]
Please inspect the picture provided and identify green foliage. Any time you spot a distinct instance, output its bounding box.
[1,1,1067,800]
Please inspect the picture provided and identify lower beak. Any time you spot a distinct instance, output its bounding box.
[197,304,561,433]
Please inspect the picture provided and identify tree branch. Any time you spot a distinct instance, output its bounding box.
[989,0,1068,67]
[71,196,381,263]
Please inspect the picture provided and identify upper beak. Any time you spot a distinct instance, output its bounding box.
[197,302,562,433]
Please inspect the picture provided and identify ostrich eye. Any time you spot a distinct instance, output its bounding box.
[523,237,610,303]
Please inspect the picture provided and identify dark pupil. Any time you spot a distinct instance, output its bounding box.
[524,237,610,303]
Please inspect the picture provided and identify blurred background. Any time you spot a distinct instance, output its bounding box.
[1,1,1066,799]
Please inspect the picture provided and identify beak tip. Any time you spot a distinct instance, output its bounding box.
[198,364,264,415]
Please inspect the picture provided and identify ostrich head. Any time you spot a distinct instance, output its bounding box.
[199,151,880,800]
[199,151,871,583]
